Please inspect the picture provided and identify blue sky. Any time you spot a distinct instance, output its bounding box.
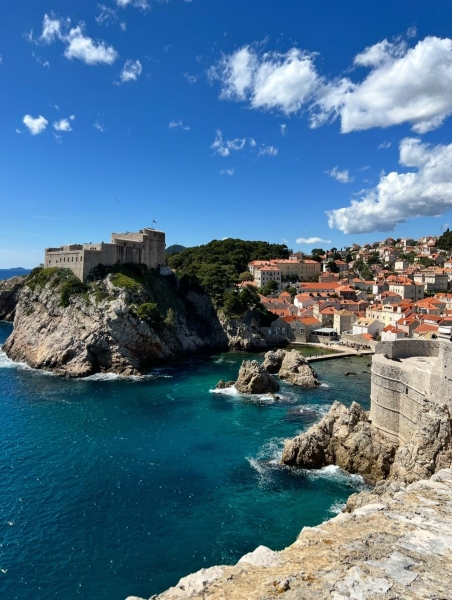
[2,0,452,267]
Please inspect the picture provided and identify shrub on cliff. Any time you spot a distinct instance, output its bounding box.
[60,279,89,307]
[136,302,161,326]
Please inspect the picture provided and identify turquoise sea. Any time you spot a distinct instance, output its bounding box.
[0,321,371,600]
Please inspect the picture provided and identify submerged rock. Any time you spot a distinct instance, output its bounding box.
[235,360,280,394]
[278,350,319,388]
[215,379,235,389]
[281,401,397,483]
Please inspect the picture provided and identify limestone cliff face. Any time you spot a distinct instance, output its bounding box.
[3,269,232,377]
[281,401,397,483]
[218,310,267,352]
[0,276,26,321]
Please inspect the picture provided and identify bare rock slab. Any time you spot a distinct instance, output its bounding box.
[278,349,319,388]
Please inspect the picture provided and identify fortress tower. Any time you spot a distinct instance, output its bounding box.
[371,339,452,443]
[44,228,166,282]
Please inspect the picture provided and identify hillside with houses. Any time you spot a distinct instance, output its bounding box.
[243,234,452,346]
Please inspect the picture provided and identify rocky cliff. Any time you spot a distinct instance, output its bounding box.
[2,267,267,377]
[0,276,26,321]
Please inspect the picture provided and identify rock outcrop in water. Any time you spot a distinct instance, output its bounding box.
[281,401,397,483]
[262,348,286,373]
[262,349,319,388]
[234,360,280,394]
[128,469,452,599]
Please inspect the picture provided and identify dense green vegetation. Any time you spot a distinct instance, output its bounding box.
[165,244,187,257]
[168,239,291,277]
[167,238,291,303]
[223,285,277,325]
[438,228,452,251]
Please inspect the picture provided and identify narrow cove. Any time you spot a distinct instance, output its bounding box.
[0,322,370,600]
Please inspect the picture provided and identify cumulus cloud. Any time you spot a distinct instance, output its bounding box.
[296,237,332,244]
[326,166,354,183]
[23,114,48,135]
[30,13,118,66]
[53,117,74,132]
[220,168,234,175]
[327,137,452,234]
[211,130,246,157]
[209,45,319,114]
[280,123,287,136]
[169,120,190,131]
[210,36,452,134]
[258,145,278,157]
[118,59,143,83]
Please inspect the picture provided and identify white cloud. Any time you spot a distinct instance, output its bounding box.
[23,114,48,135]
[210,130,246,157]
[169,120,190,131]
[119,59,142,82]
[120,22,127,31]
[65,26,118,65]
[296,237,332,244]
[326,166,354,184]
[15,129,22,134]
[258,145,278,157]
[53,118,73,132]
[209,45,319,114]
[327,137,452,234]
[54,134,63,144]
[96,4,118,26]
[220,168,234,176]
[93,121,105,132]
[280,123,287,136]
[115,0,149,9]
[249,138,256,147]
[316,36,452,133]
[31,13,118,66]
[182,71,197,84]
[378,141,392,150]
[210,36,452,135]
[32,51,50,67]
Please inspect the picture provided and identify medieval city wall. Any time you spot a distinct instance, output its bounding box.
[370,339,451,443]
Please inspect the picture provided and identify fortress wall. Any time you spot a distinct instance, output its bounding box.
[370,358,427,443]
[370,339,452,443]
[82,245,142,280]
[45,250,84,281]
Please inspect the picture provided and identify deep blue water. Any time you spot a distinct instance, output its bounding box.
[0,269,31,281]
[0,322,371,600]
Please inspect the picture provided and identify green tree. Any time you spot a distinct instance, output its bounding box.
[238,271,254,282]
[259,280,279,296]
[326,261,339,273]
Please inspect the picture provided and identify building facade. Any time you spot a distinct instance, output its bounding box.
[45,227,166,282]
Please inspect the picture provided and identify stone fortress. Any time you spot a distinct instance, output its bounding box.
[44,227,166,282]
[371,338,452,443]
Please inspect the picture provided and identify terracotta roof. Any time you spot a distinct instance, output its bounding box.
[299,316,321,326]
[414,323,439,334]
